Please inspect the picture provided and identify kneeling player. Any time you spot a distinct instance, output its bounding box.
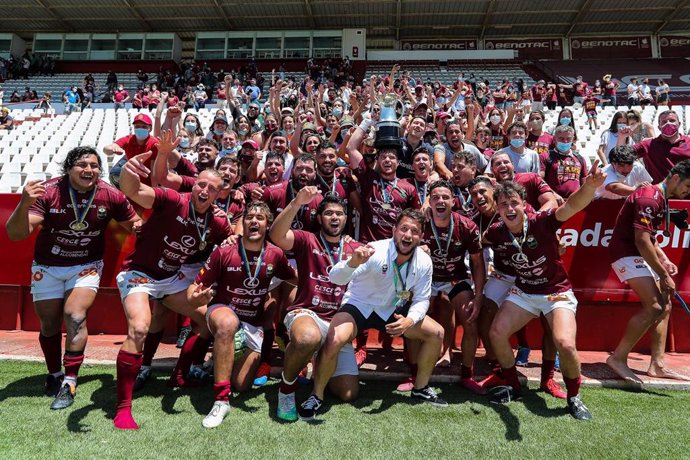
[484,161,605,420]
[189,201,296,428]
[270,186,361,421]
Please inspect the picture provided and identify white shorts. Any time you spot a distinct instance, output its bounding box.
[505,286,578,317]
[206,303,264,353]
[179,262,204,283]
[116,270,189,301]
[268,258,298,291]
[284,309,358,377]
[484,270,516,307]
[611,256,658,283]
[31,260,104,302]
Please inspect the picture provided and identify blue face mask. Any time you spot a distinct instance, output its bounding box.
[556,142,572,153]
[220,147,237,157]
[134,128,149,140]
[510,138,525,148]
[332,108,343,118]
[213,129,224,136]
[184,122,197,132]
[179,138,190,149]
[559,117,572,126]
[617,123,627,131]
[238,129,249,136]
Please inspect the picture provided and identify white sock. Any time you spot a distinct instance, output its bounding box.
[51,371,64,378]
[64,375,77,387]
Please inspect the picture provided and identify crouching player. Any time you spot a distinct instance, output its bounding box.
[484,161,606,420]
[269,186,361,421]
[189,201,296,428]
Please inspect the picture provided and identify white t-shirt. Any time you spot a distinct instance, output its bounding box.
[599,131,632,162]
[595,162,653,200]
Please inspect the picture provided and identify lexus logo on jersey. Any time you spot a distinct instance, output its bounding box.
[243,277,260,288]
[512,253,529,263]
[181,235,196,247]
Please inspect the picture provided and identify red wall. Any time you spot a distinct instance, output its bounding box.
[1,194,689,351]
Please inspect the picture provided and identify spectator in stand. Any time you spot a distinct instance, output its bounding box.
[63,86,81,114]
[638,79,654,108]
[626,109,656,143]
[598,111,633,165]
[136,69,148,89]
[595,145,652,200]
[245,78,262,103]
[633,109,690,183]
[602,74,619,107]
[531,80,546,112]
[148,84,161,110]
[492,121,540,174]
[526,110,553,156]
[627,77,640,108]
[103,114,160,186]
[114,85,130,110]
[35,92,53,115]
[540,125,588,198]
[582,90,605,132]
[0,107,14,130]
[106,70,118,93]
[545,82,558,111]
[9,91,20,103]
[193,84,208,110]
[473,126,494,159]
[656,79,670,107]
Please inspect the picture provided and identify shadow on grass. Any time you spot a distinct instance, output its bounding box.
[64,373,115,433]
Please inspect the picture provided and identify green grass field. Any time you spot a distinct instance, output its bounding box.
[1,360,689,459]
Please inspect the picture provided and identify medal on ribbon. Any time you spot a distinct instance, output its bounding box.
[379,177,398,210]
[239,239,265,288]
[319,232,343,267]
[507,215,529,262]
[430,216,454,262]
[189,201,209,251]
[68,183,97,231]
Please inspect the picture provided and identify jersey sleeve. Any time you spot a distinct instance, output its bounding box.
[632,196,662,234]
[460,216,482,254]
[274,250,297,280]
[152,187,181,210]
[196,247,222,286]
[110,188,138,222]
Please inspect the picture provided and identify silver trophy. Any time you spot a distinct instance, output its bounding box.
[374,93,403,152]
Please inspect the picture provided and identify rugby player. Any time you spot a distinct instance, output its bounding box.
[6,146,139,410]
[189,201,296,428]
[270,186,361,421]
[607,159,690,383]
[484,161,606,420]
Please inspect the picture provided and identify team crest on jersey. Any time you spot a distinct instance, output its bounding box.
[310,209,317,218]
[526,235,538,249]
[312,296,320,306]
[267,264,273,275]
[97,206,107,219]
[382,263,388,274]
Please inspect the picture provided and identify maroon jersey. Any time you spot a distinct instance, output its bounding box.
[289,230,362,319]
[526,132,553,156]
[486,209,570,294]
[262,180,323,232]
[28,177,136,267]
[512,172,553,210]
[315,167,356,205]
[583,97,600,113]
[356,159,421,243]
[451,185,479,220]
[490,127,508,151]
[539,151,587,198]
[634,135,690,184]
[196,242,295,326]
[474,212,515,277]
[422,212,480,283]
[609,185,665,262]
[123,188,232,280]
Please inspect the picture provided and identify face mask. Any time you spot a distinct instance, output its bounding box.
[134,128,149,140]
[238,129,249,136]
[559,117,571,126]
[617,124,627,132]
[179,138,190,149]
[213,129,224,136]
[220,147,237,157]
[510,138,525,148]
[118,87,124,91]
[530,119,543,130]
[332,108,343,118]
[490,115,501,125]
[184,122,197,132]
[556,142,572,153]
[661,122,679,137]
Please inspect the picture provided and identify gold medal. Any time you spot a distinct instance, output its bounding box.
[381,203,392,210]
[199,241,207,251]
[69,220,88,231]
[398,290,412,301]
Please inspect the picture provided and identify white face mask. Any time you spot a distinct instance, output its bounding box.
[490,115,501,125]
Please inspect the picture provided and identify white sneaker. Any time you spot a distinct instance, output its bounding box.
[202,401,230,428]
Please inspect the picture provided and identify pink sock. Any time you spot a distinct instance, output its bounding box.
[114,350,142,430]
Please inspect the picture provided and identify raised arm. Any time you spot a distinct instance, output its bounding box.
[6,180,45,240]
[269,186,319,251]
[555,160,606,222]
[120,151,156,209]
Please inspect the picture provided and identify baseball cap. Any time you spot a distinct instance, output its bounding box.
[339,117,355,129]
[436,111,451,120]
[281,107,294,115]
[242,140,259,150]
[133,113,152,126]
[302,122,317,133]
[213,115,228,125]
